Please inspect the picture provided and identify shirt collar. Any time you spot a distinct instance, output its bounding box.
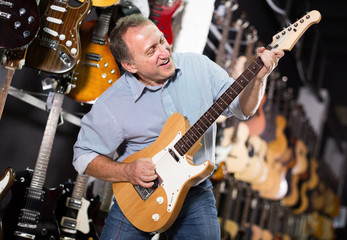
[126,60,182,102]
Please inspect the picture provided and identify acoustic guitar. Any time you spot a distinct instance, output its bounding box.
[68,6,120,103]
[25,0,92,74]
[112,11,321,233]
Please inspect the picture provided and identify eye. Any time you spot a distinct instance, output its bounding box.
[160,37,165,44]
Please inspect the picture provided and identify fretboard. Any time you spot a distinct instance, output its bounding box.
[71,174,88,200]
[174,50,270,156]
[30,93,64,190]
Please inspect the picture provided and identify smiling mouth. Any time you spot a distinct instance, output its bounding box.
[160,59,170,66]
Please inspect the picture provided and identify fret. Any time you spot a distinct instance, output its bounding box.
[71,174,88,200]
[30,93,64,190]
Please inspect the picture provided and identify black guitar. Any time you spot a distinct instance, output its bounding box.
[0,0,40,49]
[55,174,100,239]
[2,77,71,239]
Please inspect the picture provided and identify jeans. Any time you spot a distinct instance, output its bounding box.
[100,179,220,240]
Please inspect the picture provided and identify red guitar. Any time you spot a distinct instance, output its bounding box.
[149,0,182,45]
[0,0,40,49]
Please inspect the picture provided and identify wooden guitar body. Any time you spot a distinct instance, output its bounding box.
[3,169,62,240]
[68,19,120,103]
[245,95,266,136]
[113,113,214,233]
[78,0,120,7]
[26,0,92,74]
[0,0,40,49]
[0,168,15,240]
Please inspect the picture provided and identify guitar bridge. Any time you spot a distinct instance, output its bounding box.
[133,178,161,201]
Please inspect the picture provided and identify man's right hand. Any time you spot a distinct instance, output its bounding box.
[125,158,157,188]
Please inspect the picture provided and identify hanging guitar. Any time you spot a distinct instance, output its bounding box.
[112,10,321,233]
[0,168,15,240]
[55,174,99,240]
[0,0,40,49]
[149,0,183,45]
[0,0,40,119]
[2,76,72,240]
[25,0,92,74]
[77,0,120,7]
[68,6,120,103]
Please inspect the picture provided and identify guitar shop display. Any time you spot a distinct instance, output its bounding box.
[55,174,99,239]
[2,77,70,239]
[149,0,182,46]
[0,0,40,49]
[68,6,120,103]
[25,0,92,74]
[112,10,321,233]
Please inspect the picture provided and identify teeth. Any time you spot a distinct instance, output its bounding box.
[164,59,169,64]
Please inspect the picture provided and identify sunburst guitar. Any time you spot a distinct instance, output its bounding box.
[68,6,120,103]
[112,10,321,233]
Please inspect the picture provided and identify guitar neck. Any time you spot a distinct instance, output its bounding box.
[30,93,64,190]
[0,69,15,119]
[71,174,89,200]
[92,6,114,44]
[174,53,267,156]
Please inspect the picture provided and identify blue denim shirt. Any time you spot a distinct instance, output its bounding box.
[73,52,247,175]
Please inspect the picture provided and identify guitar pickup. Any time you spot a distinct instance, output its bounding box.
[61,216,77,229]
[86,52,101,62]
[0,11,11,19]
[91,36,106,45]
[66,197,82,210]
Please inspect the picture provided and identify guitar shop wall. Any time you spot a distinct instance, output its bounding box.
[202,0,347,238]
[1,0,347,238]
[0,0,146,207]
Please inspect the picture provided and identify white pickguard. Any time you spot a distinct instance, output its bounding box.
[76,197,90,234]
[152,132,210,212]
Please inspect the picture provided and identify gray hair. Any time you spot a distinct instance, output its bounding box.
[109,14,152,63]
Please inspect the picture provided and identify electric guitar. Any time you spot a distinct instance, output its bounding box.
[68,6,120,103]
[25,0,92,74]
[0,168,15,240]
[149,0,182,45]
[56,174,99,239]
[0,0,40,49]
[112,10,321,233]
[77,0,120,7]
[3,77,72,239]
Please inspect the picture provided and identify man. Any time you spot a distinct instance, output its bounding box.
[73,14,284,239]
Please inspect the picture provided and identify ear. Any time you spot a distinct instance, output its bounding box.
[121,61,137,74]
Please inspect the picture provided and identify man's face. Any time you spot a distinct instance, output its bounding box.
[122,22,175,86]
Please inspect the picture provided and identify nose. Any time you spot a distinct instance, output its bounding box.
[157,44,169,57]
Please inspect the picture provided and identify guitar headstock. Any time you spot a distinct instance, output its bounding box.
[270,10,321,51]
